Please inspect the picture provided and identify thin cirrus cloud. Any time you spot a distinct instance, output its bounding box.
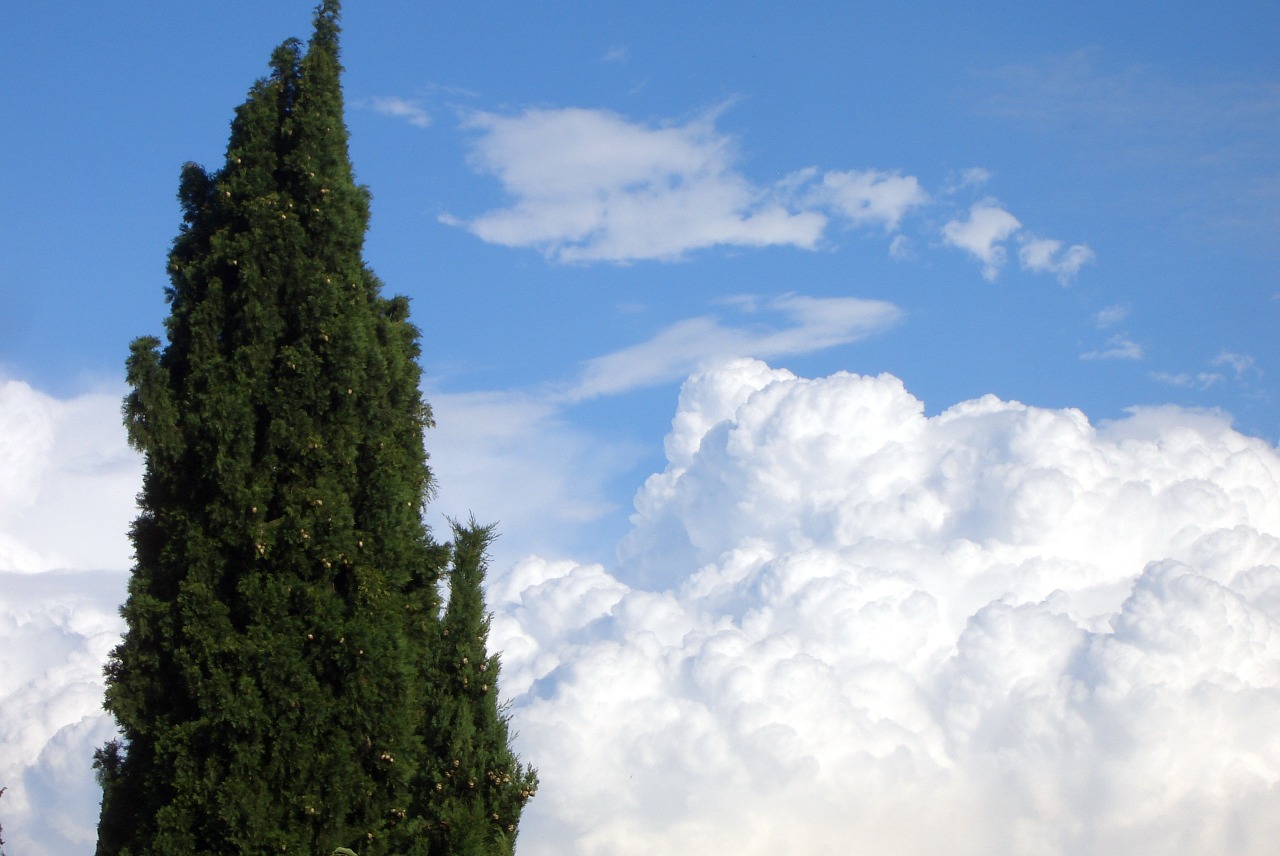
[560,294,902,401]
[5,359,1280,855]
[441,105,1085,277]
[366,95,431,128]
[1081,334,1143,361]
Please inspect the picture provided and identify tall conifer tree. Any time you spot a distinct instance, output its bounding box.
[96,3,532,853]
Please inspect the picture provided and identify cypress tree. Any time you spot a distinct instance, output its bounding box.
[95,3,532,853]
[419,523,537,856]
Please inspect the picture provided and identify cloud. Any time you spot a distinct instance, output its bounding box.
[807,169,928,231]
[1151,371,1224,390]
[20,363,1278,854]
[0,378,140,573]
[561,294,901,401]
[1081,334,1143,361]
[942,200,1022,279]
[450,107,828,262]
[367,95,431,128]
[1093,304,1129,328]
[448,107,1091,277]
[943,166,993,193]
[424,390,638,567]
[979,50,1280,241]
[0,570,127,856]
[600,46,628,64]
[492,359,1280,856]
[1151,352,1262,395]
[1018,235,1096,283]
[1212,351,1259,378]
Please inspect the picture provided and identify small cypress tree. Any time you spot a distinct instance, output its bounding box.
[96,3,531,854]
[419,523,537,856]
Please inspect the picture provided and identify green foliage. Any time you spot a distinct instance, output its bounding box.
[97,3,532,854]
[417,523,538,856]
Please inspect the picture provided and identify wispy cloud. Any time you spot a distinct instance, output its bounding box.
[1151,370,1224,390]
[1151,351,1263,395]
[1081,335,1143,361]
[561,294,902,401]
[980,49,1280,241]
[1093,304,1129,328]
[1212,351,1260,378]
[367,95,431,128]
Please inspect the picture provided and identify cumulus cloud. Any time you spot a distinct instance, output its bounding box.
[0,378,140,573]
[16,362,1278,855]
[0,570,126,856]
[942,200,1022,279]
[449,107,828,262]
[491,360,1280,856]
[562,294,901,401]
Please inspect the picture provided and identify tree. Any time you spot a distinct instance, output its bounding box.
[96,3,531,853]
[419,523,537,856]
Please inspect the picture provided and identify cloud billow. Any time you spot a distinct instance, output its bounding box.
[490,359,1280,856]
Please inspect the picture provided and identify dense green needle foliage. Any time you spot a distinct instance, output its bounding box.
[95,3,533,854]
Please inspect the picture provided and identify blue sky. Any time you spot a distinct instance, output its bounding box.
[3,3,1280,854]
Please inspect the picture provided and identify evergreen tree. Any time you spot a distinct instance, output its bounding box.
[418,523,537,856]
[96,3,531,853]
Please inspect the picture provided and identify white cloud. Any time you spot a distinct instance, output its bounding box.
[1151,371,1225,390]
[943,166,993,194]
[941,200,1022,279]
[448,107,1091,278]
[424,390,637,567]
[20,363,1278,854]
[1212,351,1258,378]
[0,378,140,573]
[0,570,126,856]
[562,294,901,401]
[451,107,828,262]
[368,95,431,128]
[808,169,928,231]
[1081,334,1143,360]
[1150,352,1262,395]
[1018,235,1096,283]
[490,360,1280,856]
[1093,304,1129,328]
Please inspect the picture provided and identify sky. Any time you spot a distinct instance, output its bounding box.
[2,2,1279,853]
